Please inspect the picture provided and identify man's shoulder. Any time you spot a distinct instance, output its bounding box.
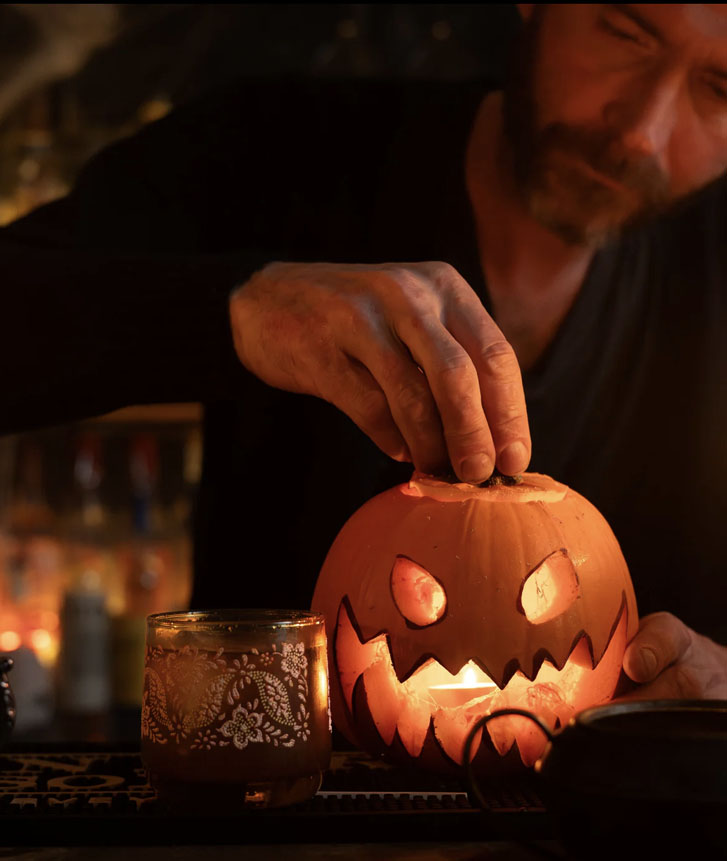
[84,75,494,192]
[158,74,493,135]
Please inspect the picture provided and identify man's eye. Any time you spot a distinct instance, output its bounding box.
[707,81,727,103]
[598,16,644,46]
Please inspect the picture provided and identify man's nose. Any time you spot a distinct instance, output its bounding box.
[602,67,681,162]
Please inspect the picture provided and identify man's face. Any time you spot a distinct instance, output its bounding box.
[505,4,727,246]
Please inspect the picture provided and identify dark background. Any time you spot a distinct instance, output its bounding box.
[0,5,521,127]
[0,3,522,513]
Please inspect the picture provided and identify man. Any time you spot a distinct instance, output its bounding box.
[1,5,725,701]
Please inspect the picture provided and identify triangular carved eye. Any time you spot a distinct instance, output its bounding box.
[519,549,580,624]
[391,556,447,627]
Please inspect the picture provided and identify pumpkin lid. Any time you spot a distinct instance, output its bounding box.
[404,471,569,504]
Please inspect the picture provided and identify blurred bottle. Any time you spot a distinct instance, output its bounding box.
[56,432,112,739]
[165,427,200,611]
[125,433,169,616]
[6,440,63,669]
[56,577,111,731]
[111,433,169,712]
[62,432,119,608]
[0,438,59,736]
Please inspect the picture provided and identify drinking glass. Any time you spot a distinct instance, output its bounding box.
[141,609,330,811]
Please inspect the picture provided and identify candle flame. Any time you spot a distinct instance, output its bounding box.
[462,666,477,687]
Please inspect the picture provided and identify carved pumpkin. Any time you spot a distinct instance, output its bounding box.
[311,472,638,774]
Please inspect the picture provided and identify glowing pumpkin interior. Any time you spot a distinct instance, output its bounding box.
[312,472,638,773]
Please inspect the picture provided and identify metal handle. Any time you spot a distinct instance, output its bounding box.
[463,708,554,811]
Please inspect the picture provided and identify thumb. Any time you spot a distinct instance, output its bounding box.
[622,612,692,684]
[623,641,659,683]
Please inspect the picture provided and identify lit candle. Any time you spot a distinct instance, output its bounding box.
[428,666,498,709]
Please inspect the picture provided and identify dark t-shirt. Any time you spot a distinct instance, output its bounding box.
[1,78,726,641]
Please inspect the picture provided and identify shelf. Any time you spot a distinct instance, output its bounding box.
[90,404,203,425]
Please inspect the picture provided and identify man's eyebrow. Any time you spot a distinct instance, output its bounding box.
[607,4,664,42]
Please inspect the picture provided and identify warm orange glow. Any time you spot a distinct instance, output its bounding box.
[39,611,59,631]
[29,629,52,652]
[27,627,60,666]
[313,471,639,776]
[520,549,580,624]
[428,663,498,709]
[0,631,21,652]
[336,600,628,767]
[390,556,447,626]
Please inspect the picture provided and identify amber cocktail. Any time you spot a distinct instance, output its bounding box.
[141,610,331,811]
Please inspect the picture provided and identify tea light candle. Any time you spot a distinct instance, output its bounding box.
[429,667,497,709]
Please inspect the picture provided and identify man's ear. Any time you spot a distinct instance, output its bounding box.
[517,4,535,22]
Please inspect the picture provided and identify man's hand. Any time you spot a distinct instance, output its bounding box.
[229,261,530,482]
[620,612,727,700]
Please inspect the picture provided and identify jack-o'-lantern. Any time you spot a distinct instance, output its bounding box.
[311,472,638,774]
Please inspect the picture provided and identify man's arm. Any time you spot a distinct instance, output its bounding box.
[0,77,532,480]
[0,79,294,434]
[0,233,263,434]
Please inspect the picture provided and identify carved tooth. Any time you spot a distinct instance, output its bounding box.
[335,601,389,712]
[433,705,484,764]
[497,659,521,690]
[362,659,401,747]
[396,685,431,758]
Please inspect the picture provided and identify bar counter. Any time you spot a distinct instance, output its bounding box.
[0,744,569,860]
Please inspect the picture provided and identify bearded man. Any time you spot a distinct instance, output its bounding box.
[2,5,726,700]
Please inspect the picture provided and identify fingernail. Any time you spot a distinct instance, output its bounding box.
[638,647,658,680]
[459,454,493,483]
[499,441,528,474]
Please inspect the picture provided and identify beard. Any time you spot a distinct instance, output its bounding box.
[502,9,670,247]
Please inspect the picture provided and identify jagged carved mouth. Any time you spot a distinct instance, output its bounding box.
[335,598,628,767]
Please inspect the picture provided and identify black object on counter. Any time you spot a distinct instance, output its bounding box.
[0,657,16,747]
[464,700,727,860]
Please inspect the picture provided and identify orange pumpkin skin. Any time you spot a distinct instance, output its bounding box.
[311,472,638,775]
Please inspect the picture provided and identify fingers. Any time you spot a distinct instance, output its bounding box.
[622,612,693,684]
[393,263,530,480]
[339,323,453,475]
[236,260,531,483]
[616,662,727,701]
[446,302,531,476]
[314,350,413,463]
[392,315,497,481]
[618,613,727,701]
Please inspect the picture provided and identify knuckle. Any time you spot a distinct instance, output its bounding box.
[384,266,438,311]
[436,358,487,428]
[395,381,433,426]
[354,386,392,429]
[386,265,419,291]
[443,420,489,450]
[478,339,519,376]
[650,611,678,627]
[437,355,480,398]
[427,260,459,284]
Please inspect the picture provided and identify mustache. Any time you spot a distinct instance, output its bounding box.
[534,123,670,205]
